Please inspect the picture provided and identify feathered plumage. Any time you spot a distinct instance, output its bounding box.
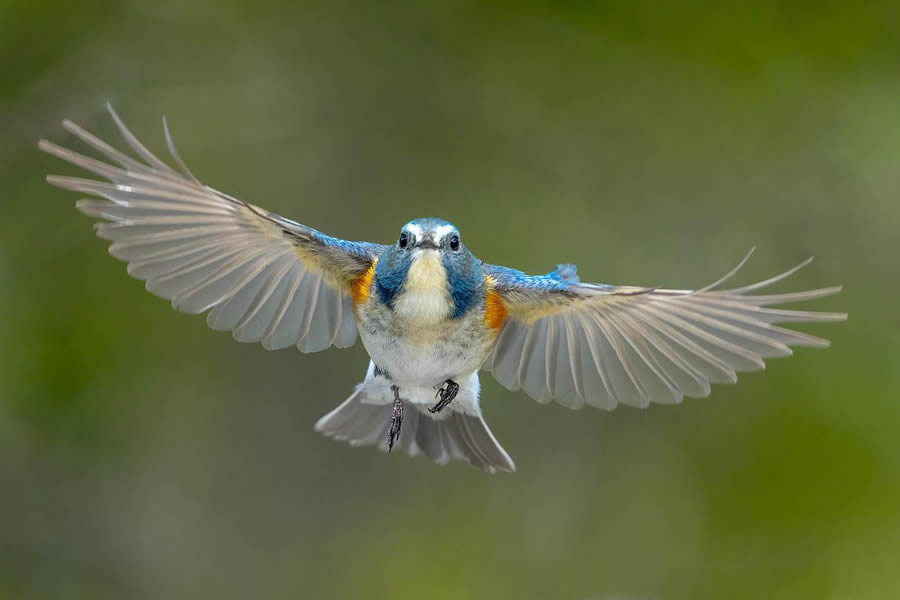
[40,105,846,473]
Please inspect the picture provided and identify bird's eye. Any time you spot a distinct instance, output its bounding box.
[399,232,408,249]
[449,235,460,251]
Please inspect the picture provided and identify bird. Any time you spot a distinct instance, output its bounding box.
[39,104,847,473]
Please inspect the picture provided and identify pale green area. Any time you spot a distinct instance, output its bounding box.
[1,1,897,598]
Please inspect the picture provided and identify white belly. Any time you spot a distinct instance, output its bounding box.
[357,311,486,387]
[355,295,495,417]
[353,249,499,413]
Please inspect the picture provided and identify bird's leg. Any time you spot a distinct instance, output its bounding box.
[387,385,403,452]
[429,379,460,414]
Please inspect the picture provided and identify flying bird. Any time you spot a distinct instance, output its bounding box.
[40,105,846,473]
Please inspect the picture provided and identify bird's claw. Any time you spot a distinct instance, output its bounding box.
[387,385,403,452]
[429,379,459,414]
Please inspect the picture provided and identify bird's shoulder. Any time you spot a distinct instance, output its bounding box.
[481,261,600,293]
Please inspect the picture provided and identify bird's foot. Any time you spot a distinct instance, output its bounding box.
[429,379,459,414]
[387,385,403,452]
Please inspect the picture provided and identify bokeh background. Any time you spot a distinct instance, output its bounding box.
[1,1,897,598]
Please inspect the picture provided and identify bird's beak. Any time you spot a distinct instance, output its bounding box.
[414,235,440,250]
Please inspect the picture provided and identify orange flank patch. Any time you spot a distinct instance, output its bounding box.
[351,260,376,307]
[484,277,508,330]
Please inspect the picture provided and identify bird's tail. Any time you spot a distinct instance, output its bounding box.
[314,387,515,473]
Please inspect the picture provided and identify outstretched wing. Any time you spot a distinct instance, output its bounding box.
[482,250,846,409]
[40,104,384,353]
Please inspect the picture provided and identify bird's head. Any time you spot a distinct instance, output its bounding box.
[398,217,462,252]
[374,218,483,319]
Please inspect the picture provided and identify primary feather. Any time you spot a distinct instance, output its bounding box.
[482,251,846,410]
[40,104,381,353]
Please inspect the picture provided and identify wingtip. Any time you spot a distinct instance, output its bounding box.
[496,461,517,474]
[695,246,757,293]
[161,113,201,183]
[723,254,823,295]
[313,416,328,432]
[105,101,126,130]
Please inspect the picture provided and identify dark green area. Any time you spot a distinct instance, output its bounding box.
[1,1,897,598]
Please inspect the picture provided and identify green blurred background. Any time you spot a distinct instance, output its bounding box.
[1,1,897,598]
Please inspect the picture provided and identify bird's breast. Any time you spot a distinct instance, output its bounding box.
[392,251,452,326]
[354,257,500,386]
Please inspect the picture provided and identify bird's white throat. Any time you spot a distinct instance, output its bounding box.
[394,250,451,325]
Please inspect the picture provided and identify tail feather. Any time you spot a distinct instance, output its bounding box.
[315,388,515,473]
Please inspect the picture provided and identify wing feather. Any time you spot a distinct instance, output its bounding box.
[41,105,382,353]
[483,255,845,409]
[577,312,617,409]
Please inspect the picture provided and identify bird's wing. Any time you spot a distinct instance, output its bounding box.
[481,250,846,409]
[40,104,385,353]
